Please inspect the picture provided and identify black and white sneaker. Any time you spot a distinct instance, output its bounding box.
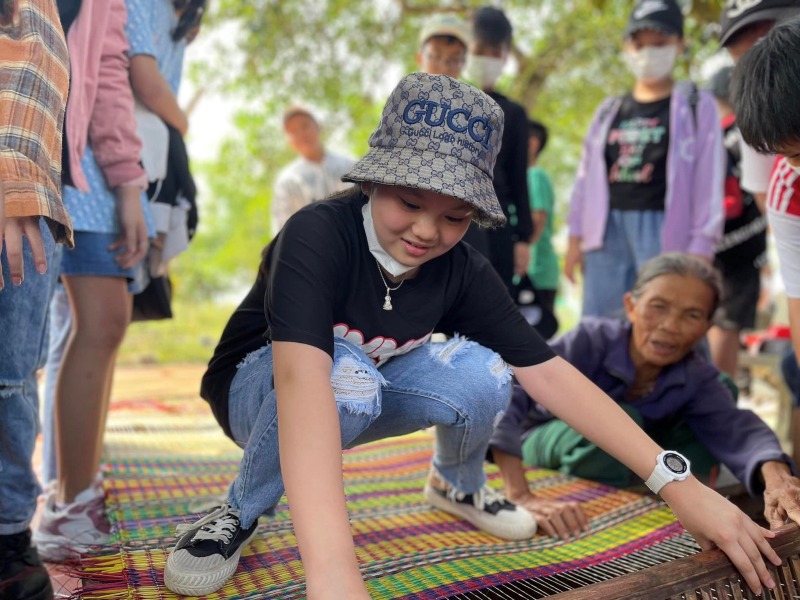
[164,503,258,596]
[424,469,537,541]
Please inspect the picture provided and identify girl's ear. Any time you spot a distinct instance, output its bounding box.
[361,182,374,196]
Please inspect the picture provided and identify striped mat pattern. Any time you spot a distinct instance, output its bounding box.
[71,372,693,599]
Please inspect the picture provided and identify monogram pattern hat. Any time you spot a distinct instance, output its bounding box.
[343,72,506,227]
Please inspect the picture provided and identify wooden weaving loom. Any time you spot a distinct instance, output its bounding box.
[448,524,800,600]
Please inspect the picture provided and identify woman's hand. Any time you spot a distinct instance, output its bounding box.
[761,461,800,529]
[564,236,583,284]
[110,185,148,269]
[663,478,781,595]
[510,492,588,539]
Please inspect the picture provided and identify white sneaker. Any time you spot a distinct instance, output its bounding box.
[33,483,111,562]
[424,470,537,541]
[164,504,258,597]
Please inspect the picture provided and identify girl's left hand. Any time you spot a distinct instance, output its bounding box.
[663,477,781,596]
[110,186,148,269]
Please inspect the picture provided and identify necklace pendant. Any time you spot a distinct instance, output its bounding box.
[383,292,393,311]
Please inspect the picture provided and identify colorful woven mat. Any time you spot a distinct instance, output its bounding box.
[71,366,693,599]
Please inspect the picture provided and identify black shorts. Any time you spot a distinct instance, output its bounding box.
[713,262,760,330]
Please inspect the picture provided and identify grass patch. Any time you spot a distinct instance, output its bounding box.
[119,300,235,366]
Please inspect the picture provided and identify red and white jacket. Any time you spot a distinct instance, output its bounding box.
[767,158,800,297]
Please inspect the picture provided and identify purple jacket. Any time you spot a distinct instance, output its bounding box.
[490,318,792,496]
[567,83,724,257]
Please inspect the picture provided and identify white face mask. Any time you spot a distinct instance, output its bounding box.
[465,55,505,89]
[623,45,678,83]
[361,193,417,277]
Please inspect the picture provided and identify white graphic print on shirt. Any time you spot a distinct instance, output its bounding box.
[333,324,432,367]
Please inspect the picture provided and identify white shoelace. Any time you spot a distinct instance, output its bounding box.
[449,484,509,511]
[175,504,241,544]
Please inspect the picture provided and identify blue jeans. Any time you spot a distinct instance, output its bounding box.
[226,337,513,529]
[582,209,664,318]
[0,219,59,535]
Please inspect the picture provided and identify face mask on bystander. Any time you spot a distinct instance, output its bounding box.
[465,55,505,89]
[623,45,678,83]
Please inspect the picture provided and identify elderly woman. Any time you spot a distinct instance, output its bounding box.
[490,253,799,539]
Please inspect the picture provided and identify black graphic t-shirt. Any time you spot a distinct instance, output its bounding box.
[605,94,671,212]
[201,188,556,438]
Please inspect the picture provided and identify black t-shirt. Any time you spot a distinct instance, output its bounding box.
[201,189,555,438]
[56,0,81,32]
[605,94,671,212]
[487,91,533,243]
[57,0,82,188]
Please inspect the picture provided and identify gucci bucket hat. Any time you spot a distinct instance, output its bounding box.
[343,72,506,227]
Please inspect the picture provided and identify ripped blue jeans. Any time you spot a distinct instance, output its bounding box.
[0,219,59,534]
[226,336,513,529]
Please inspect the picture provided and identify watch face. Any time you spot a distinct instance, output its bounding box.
[663,452,688,475]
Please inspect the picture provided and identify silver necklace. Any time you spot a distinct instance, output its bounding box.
[375,259,405,311]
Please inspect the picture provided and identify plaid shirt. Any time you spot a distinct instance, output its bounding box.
[0,0,72,246]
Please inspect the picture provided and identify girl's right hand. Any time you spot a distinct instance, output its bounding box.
[564,237,583,284]
[663,477,781,596]
[110,185,148,269]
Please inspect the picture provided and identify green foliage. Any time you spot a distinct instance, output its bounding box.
[181,0,725,299]
[120,299,236,365]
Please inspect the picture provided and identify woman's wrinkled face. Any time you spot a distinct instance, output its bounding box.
[624,273,714,368]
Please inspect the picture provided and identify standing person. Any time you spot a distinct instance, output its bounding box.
[526,119,558,314]
[270,106,355,236]
[416,12,469,79]
[32,0,150,563]
[164,73,783,600]
[704,65,767,378]
[730,15,800,475]
[719,0,800,215]
[565,0,724,319]
[466,6,532,296]
[40,0,206,489]
[0,0,70,598]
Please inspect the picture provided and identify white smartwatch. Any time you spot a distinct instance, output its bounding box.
[644,450,691,494]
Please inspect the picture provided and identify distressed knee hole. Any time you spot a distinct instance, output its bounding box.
[0,381,24,399]
[429,334,475,366]
[331,356,384,415]
[489,355,513,386]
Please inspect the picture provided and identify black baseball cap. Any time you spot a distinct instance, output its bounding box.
[719,0,800,47]
[625,0,684,38]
